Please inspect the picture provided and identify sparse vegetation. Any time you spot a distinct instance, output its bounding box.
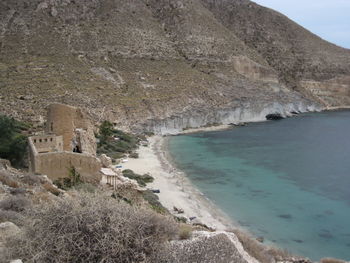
[0,115,29,167]
[4,192,178,263]
[231,229,291,263]
[142,190,168,214]
[74,182,97,193]
[97,121,140,160]
[53,166,83,190]
[175,216,188,223]
[122,169,154,187]
[129,152,139,158]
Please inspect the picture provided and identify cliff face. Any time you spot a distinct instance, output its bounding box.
[0,0,349,133]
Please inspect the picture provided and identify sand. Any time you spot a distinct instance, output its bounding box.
[121,136,235,231]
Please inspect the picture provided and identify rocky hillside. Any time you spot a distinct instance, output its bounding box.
[0,0,349,133]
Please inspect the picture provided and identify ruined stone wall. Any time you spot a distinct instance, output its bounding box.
[29,135,63,153]
[34,152,102,183]
[46,104,77,151]
[28,137,37,173]
[46,103,96,155]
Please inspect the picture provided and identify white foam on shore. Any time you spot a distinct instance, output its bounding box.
[121,135,236,231]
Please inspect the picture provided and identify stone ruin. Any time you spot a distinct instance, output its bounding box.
[28,104,101,183]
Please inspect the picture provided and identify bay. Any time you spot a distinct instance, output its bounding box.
[168,110,350,261]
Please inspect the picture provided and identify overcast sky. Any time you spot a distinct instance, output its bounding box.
[253,0,350,49]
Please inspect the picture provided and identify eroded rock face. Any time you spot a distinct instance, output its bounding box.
[164,231,259,263]
[300,76,350,107]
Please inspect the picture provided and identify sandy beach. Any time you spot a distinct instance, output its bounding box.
[121,135,235,231]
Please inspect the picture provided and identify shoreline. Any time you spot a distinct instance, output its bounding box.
[122,135,236,231]
[178,124,233,135]
[123,108,350,231]
[324,106,350,111]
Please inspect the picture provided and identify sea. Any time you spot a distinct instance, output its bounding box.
[168,110,350,261]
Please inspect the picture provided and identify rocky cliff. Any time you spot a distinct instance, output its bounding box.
[0,0,349,133]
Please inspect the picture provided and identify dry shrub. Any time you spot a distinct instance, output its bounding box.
[0,172,19,188]
[320,258,346,263]
[0,209,24,225]
[5,192,178,263]
[10,188,26,195]
[231,229,290,263]
[0,196,30,212]
[20,174,41,186]
[178,224,193,240]
[31,191,53,204]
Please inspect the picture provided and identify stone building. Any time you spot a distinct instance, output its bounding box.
[28,104,101,183]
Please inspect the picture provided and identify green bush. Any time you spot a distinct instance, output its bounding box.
[53,166,82,190]
[0,115,29,167]
[129,152,139,158]
[97,121,140,160]
[142,190,168,214]
[122,169,154,187]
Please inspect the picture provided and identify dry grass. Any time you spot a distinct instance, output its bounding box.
[178,224,193,240]
[320,258,346,263]
[0,172,19,188]
[231,229,291,263]
[31,191,53,204]
[4,192,178,263]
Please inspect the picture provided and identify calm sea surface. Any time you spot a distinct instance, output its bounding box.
[168,110,350,261]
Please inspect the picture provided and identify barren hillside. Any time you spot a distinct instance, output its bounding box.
[0,0,349,133]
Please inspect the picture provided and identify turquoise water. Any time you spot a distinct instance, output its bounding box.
[168,110,350,261]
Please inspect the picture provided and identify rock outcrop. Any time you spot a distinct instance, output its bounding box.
[0,222,21,259]
[164,231,259,263]
[0,222,20,242]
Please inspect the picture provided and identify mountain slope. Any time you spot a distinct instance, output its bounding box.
[0,0,348,133]
[201,0,350,105]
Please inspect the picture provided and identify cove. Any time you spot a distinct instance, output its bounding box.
[168,110,350,261]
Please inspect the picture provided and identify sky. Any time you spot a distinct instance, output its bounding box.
[253,0,350,49]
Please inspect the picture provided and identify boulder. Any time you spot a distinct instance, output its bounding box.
[99,154,112,168]
[163,231,259,263]
[0,222,21,242]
